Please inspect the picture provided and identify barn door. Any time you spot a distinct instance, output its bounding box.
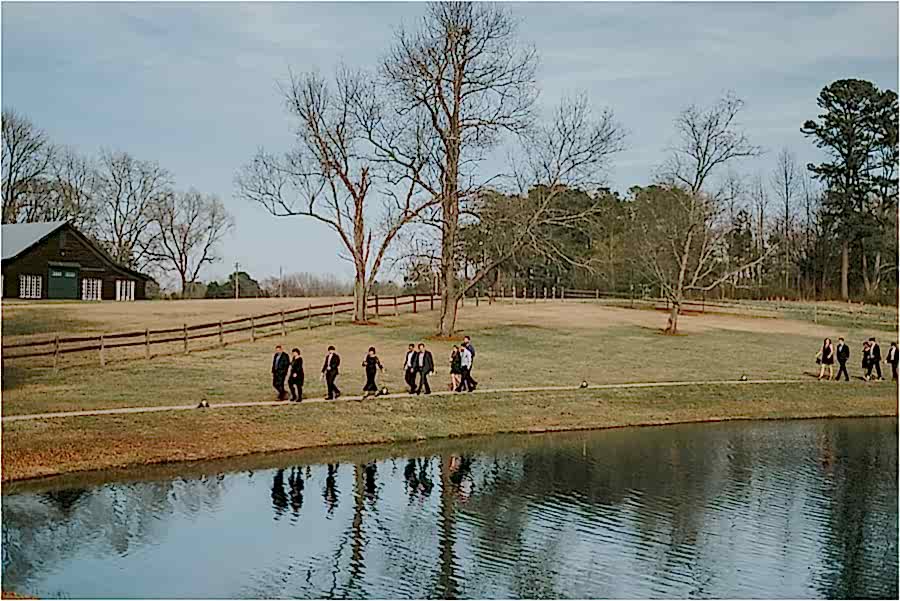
[48,267,80,299]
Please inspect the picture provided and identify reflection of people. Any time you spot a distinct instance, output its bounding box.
[403,458,433,497]
[271,469,289,517]
[272,345,290,400]
[362,347,384,397]
[448,455,475,503]
[288,467,305,515]
[416,343,434,395]
[364,462,378,500]
[322,346,341,400]
[323,463,339,515]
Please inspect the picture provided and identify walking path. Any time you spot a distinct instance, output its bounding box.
[2,378,806,423]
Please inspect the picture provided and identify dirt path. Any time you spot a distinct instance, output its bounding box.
[2,378,805,422]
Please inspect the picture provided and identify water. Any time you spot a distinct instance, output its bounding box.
[2,418,897,599]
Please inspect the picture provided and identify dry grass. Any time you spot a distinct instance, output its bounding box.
[2,299,897,482]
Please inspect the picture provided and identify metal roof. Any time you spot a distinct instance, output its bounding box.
[1,221,68,261]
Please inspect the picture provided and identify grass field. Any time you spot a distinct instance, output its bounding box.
[2,298,897,481]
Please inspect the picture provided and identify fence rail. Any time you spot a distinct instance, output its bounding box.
[1,294,439,368]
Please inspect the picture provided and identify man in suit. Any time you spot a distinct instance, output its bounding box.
[887,342,899,381]
[870,337,883,380]
[272,344,290,400]
[462,335,477,391]
[416,342,434,395]
[322,345,341,400]
[835,337,850,381]
[404,343,418,394]
[289,347,304,402]
[456,344,475,392]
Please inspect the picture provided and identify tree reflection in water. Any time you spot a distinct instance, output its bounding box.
[2,419,896,600]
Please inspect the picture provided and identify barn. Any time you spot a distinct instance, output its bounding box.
[1,221,153,301]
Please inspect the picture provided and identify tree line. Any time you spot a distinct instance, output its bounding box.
[236,2,896,334]
[1,110,234,295]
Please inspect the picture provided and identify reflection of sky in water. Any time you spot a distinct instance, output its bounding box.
[2,418,897,599]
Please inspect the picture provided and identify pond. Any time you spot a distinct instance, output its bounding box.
[2,418,897,599]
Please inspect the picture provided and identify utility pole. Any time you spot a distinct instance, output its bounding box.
[234,262,240,300]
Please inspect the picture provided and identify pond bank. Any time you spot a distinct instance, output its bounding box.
[2,381,896,483]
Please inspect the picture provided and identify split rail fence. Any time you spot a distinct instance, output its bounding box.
[2,294,440,369]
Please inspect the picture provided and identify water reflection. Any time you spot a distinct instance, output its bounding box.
[2,418,897,599]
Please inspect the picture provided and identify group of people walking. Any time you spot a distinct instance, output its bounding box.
[270,336,480,402]
[816,336,898,381]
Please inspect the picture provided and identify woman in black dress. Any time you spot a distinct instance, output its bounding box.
[817,337,834,380]
[449,345,462,391]
[362,346,384,397]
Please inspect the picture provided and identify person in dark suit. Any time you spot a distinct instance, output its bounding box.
[272,344,290,400]
[887,342,899,381]
[869,337,883,380]
[288,347,304,402]
[403,343,418,394]
[322,345,341,400]
[835,337,850,382]
[416,343,434,395]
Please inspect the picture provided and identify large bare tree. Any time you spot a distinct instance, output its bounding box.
[95,150,172,270]
[642,93,768,334]
[382,1,539,335]
[770,147,798,289]
[2,108,55,224]
[146,190,233,297]
[236,68,436,322]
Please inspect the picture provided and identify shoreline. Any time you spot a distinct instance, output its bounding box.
[3,382,896,485]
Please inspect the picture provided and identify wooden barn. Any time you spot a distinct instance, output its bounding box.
[1,221,153,301]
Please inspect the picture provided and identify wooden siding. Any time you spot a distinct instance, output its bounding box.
[1,224,149,300]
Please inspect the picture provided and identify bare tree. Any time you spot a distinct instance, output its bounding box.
[2,108,55,224]
[236,68,437,322]
[771,147,798,289]
[146,190,233,297]
[37,147,101,232]
[382,1,539,335]
[749,174,770,286]
[460,95,625,301]
[95,150,172,270]
[646,93,766,334]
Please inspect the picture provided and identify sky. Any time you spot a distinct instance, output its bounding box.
[2,1,897,288]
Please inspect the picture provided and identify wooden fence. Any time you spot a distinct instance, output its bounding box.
[2,294,440,369]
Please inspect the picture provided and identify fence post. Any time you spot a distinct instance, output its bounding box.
[394,295,399,316]
[250,316,256,342]
[307,303,312,330]
[430,293,434,311]
[512,284,517,304]
[99,334,105,367]
[53,334,60,372]
[413,294,418,313]
[218,320,224,346]
[183,323,188,354]
[280,311,286,336]
[475,291,479,307]
[145,328,150,360]
[331,303,336,327]
[630,284,634,309]
[561,288,565,301]
[543,287,547,300]
[375,294,380,318]
[552,285,556,299]
[534,286,538,302]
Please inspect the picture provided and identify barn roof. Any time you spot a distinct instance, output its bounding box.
[1,221,68,261]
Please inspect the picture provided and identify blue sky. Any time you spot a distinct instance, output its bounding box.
[2,1,897,287]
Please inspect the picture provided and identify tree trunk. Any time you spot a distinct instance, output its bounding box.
[840,240,849,300]
[861,247,872,295]
[665,299,680,334]
[353,273,368,322]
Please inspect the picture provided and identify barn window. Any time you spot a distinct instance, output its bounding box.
[19,275,42,299]
[115,279,135,301]
[82,278,102,301]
